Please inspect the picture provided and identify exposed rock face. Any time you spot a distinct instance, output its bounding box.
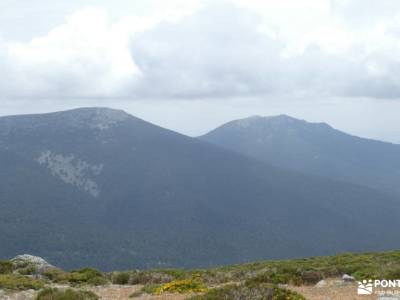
[342,274,355,282]
[11,255,55,274]
[37,151,103,197]
[315,279,327,288]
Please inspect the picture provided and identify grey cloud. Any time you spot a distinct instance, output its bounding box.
[1,1,400,101]
[128,2,400,100]
[129,4,284,99]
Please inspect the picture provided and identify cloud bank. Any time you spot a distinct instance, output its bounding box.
[1,0,400,101]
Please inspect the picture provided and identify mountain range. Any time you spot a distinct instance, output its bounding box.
[0,108,399,271]
[200,115,400,196]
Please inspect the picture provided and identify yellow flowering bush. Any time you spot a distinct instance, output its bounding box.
[155,278,208,294]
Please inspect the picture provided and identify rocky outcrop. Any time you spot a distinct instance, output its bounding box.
[341,274,355,282]
[11,255,55,275]
[315,279,326,288]
[37,151,103,197]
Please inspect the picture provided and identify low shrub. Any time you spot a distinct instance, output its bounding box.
[142,283,161,293]
[0,274,45,290]
[272,287,306,300]
[247,270,303,286]
[188,283,305,300]
[43,268,71,283]
[158,269,187,280]
[16,265,37,275]
[69,268,108,286]
[209,251,400,286]
[383,268,400,280]
[36,288,99,300]
[128,271,174,285]
[44,267,109,286]
[299,270,324,285]
[111,272,130,285]
[155,278,207,295]
[352,267,381,280]
[0,261,13,274]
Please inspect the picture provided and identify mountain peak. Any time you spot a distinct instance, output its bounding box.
[267,114,301,121]
[226,114,334,132]
[53,107,130,130]
[56,107,128,116]
[0,107,131,132]
[264,114,306,126]
[232,115,263,128]
[228,114,305,129]
[200,113,400,198]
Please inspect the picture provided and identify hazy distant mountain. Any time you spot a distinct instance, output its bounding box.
[200,115,400,196]
[1,108,400,271]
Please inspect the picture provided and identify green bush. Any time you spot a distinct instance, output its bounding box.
[158,269,187,280]
[0,274,45,290]
[16,265,37,275]
[206,250,400,285]
[112,272,130,285]
[352,267,381,280]
[299,270,323,285]
[43,268,71,283]
[69,268,108,286]
[128,271,174,284]
[87,276,108,285]
[383,268,400,280]
[247,269,304,286]
[44,267,109,286]
[36,288,99,300]
[0,261,13,274]
[272,287,306,300]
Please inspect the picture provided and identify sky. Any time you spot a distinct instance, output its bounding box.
[1,0,400,142]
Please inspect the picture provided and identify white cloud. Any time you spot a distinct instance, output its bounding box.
[0,8,139,99]
[129,3,284,98]
[1,0,400,101]
[126,1,400,99]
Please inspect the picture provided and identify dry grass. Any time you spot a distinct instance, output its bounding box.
[88,285,189,300]
[288,279,376,300]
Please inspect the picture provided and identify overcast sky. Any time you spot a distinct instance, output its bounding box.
[1,0,400,142]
